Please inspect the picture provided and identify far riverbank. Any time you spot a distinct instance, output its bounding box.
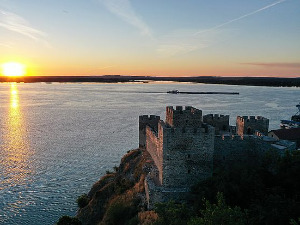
[0,75,299,87]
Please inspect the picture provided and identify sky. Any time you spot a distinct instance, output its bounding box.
[0,0,299,77]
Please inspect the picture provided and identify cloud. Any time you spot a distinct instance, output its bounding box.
[0,42,12,48]
[0,9,46,42]
[241,62,300,68]
[157,30,209,57]
[195,0,288,35]
[99,0,152,37]
[157,28,224,58]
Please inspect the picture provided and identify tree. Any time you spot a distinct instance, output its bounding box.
[77,194,89,208]
[188,193,247,225]
[154,201,192,225]
[56,215,81,225]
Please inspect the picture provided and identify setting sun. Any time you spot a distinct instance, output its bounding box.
[1,62,26,77]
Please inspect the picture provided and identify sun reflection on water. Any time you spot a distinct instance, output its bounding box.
[1,83,33,190]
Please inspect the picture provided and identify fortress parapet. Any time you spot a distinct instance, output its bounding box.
[142,106,214,208]
[139,115,160,148]
[203,114,230,134]
[166,106,202,128]
[141,106,294,209]
[236,115,269,136]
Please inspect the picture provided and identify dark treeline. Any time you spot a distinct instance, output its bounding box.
[1,75,300,87]
[155,150,300,225]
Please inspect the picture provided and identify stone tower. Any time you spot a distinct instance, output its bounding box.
[162,106,214,188]
[236,116,269,136]
[141,106,215,206]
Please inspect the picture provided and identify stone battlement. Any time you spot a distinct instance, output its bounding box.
[140,106,214,190]
[203,114,230,134]
[204,114,229,120]
[236,115,269,136]
[237,115,269,122]
[139,106,277,208]
[163,122,212,134]
[166,106,202,127]
[139,115,161,122]
[139,115,160,148]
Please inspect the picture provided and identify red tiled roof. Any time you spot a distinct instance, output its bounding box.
[270,128,300,140]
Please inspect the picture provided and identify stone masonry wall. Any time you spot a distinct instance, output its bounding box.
[214,135,273,166]
[162,124,214,188]
[166,106,202,128]
[144,176,189,209]
[203,114,230,134]
[236,116,269,136]
[139,115,160,148]
[145,125,163,185]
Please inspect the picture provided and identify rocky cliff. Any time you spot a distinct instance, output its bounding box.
[76,149,157,225]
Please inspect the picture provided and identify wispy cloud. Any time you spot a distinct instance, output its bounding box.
[99,0,152,37]
[0,42,12,48]
[157,29,219,57]
[0,9,46,42]
[195,0,288,35]
[241,62,300,68]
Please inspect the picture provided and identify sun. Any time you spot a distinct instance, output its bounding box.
[1,62,26,76]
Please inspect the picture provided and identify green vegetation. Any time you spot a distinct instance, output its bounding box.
[290,218,300,225]
[76,194,89,208]
[104,201,139,225]
[154,150,300,225]
[56,215,81,225]
[154,201,192,225]
[188,193,247,225]
[75,149,146,225]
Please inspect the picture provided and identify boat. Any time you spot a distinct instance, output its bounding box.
[167,90,179,94]
[167,90,239,95]
[280,102,300,129]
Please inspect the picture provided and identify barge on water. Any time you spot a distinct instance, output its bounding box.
[167,90,239,95]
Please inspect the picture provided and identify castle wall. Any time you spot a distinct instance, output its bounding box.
[236,116,269,136]
[203,114,230,134]
[145,176,189,209]
[162,124,214,188]
[139,115,160,148]
[142,106,293,209]
[166,106,202,127]
[214,135,273,166]
[145,122,164,184]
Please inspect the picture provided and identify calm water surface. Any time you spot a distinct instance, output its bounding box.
[0,82,299,224]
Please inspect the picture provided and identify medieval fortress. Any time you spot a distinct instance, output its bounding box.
[139,106,295,208]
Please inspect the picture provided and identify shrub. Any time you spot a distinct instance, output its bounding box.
[77,194,89,208]
[105,201,138,225]
[57,215,81,225]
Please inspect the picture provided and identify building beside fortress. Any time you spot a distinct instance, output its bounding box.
[140,106,295,208]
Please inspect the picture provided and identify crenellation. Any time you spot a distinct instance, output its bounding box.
[236,115,269,136]
[203,113,230,134]
[139,115,161,148]
[140,106,291,209]
[166,106,202,128]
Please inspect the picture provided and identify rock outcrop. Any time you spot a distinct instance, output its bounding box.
[77,149,156,225]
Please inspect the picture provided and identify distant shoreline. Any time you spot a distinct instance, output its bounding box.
[0,75,299,87]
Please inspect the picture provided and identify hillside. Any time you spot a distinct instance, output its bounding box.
[57,148,300,225]
[76,149,157,225]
